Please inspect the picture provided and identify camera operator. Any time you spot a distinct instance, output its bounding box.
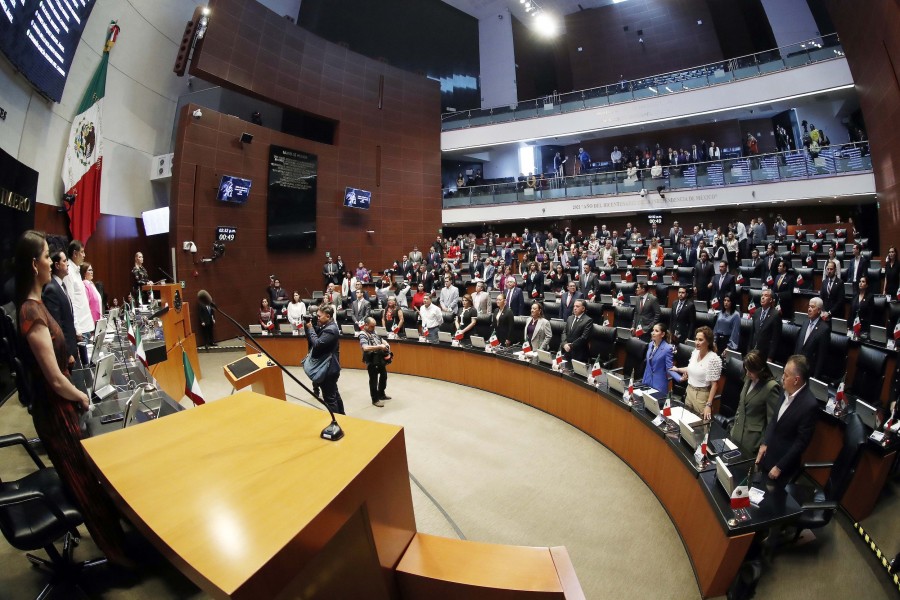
[359,317,391,407]
[304,305,344,414]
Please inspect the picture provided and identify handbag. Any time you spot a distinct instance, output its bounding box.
[302,352,332,384]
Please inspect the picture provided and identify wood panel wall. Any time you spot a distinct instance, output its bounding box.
[825,0,900,256]
[34,204,170,307]
[171,0,442,328]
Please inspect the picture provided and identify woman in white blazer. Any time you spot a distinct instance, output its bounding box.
[524,302,552,351]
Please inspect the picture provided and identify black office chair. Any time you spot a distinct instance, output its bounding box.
[474,314,493,340]
[866,267,883,292]
[783,413,867,543]
[816,333,849,386]
[772,322,800,365]
[542,301,560,320]
[583,302,604,324]
[0,433,107,599]
[714,356,745,428]
[677,267,694,284]
[848,345,888,402]
[871,295,887,329]
[738,319,753,354]
[548,320,567,353]
[613,305,634,329]
[616,282,636,300]
[510,316,528,345]
[590,325,617,368]
[621,337,648,381]
[672,343,695,399]
[655,283,669,307]
[597,280,614,296]
[794,267,814,291]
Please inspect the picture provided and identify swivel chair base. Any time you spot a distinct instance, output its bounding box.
[27,531,107,600]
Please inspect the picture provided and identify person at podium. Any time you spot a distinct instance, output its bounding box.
[305,304,344,414]
[131,251,149,304]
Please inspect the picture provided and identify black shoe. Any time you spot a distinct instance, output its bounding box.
[380,395,392,400]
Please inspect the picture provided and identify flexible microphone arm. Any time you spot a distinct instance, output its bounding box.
[197,290,343,441]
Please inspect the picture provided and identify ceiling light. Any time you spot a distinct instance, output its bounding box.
[535,12,558,35]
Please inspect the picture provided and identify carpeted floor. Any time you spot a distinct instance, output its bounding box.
[0,345,895,599]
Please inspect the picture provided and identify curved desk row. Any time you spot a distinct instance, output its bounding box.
[249,335,792,598]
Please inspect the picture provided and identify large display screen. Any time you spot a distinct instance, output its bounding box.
[0,0,98,102]
[267,145,317,250]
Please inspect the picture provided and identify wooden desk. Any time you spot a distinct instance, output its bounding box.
[82,392,416,599]
[249,337,754,598]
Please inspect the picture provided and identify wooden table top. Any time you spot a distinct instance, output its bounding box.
[82,392,405,598]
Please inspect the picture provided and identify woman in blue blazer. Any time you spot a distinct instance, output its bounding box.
[642,322,673,392]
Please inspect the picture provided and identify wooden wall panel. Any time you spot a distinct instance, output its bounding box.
[825,1,900,259]
[172,0,441,329]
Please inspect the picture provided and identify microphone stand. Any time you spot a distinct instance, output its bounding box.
[202,296,344,441]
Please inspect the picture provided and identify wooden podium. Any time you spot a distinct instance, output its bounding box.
[82,392,584,599]
[142,283,201,402]
[223,353,286,401]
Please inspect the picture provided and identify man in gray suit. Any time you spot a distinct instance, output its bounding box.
[349,289,371,327]
[632,282,661,340]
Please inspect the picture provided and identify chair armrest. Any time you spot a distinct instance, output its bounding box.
[801,500,839,511]
[0,433,45,469]
[0,484,75,527]
[803,461,835,471]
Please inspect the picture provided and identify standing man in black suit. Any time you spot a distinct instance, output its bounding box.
[559,281,582,321]
[470,255,485,281]
[632,282,661,340]
[561,299,594,363]
[819,260,845,320]
[845,243,870,290]
[578,263,598,300]
[748,248,764,279]
[794,297,829,379]
[503,276,526,317]
[762,244,781,284]
[772,261,796,321]
[749,289,781,361]
[756,355,819,485]
[693,250,714,302]
[323,255,340,288]
[42,248,79,368]
[710,261,736,307]
[669,221,684,248]
[669,286,695,345]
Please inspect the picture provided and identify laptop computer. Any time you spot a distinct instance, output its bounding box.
[572,360,589,377]
[88,317,109,365]
[664,260,674,268]
[438,331,452,343]
[791,259,803,269]
[106,307,119,322]
[405,328,422,340]
[663,275,674,284]
[855,398,878,429]
[91,354,118,403]
[616,327,632,340]
[749,278,763,289]
[844,283,854,295]
[793,313,809,327]
[694,300,708,312]
[312,290,324,299]
[678,414,706,449]
[741,259,753,267]
[537,348,553,365]
[767,361,784,381]
[808,377,829,402]
[831,318,848,335]
[544,292,556,301]
[607,370,625,394]
[340,324,357,335]
[611,274,622,283]
[644,393,663,416]
[248,324,262,334]
[279,323,294,334]
[637,275,648,284]
[871,325,887,345]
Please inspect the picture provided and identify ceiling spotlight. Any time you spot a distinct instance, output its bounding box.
[535,12,558,35]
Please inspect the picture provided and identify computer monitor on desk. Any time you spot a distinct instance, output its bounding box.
[91,354,117,403]
[88,318,109,365]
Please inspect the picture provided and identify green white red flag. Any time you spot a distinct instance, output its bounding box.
[182,348,205,405]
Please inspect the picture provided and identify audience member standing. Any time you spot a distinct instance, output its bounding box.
[42,248,79,368]
[359,317,391,407]
[80,262,102,323]
[305,304,344,414]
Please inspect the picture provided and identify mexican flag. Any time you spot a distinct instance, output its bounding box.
[61,22,120,245]
[183,349,205,405]
[125,309,135,345]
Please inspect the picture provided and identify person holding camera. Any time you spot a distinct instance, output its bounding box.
[359,317,391,407]
[304,305,344,414]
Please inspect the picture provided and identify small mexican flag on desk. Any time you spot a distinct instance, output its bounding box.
[183,348,205,405]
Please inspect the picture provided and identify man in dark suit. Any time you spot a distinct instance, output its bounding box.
[426,248,442,268]
[669,286,695,345]
[647,224,662,242]
[632,282,661,339]
[323,256,341,287]
[415,265,435,293]
[710,261,736,307]
[561,299,594,363]
[42,249,79,367]
[762,244,781,283]
[819,260,845,320]
[399,254,415,279]
[748,248,764,279]
[559,281,582,321]
[772,261,796,321]
[503,276,526,317]
[845,243,870,290]
[693,250,714,302]
[470,256,485,281]
[756,355,819,485]
[794,297,829,379]
[578,264,599,300]
[749,289,781,361]
[669,221,683,248]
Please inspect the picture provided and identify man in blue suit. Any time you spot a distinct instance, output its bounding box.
[503,276,526,316]
[559,281,582,321]
[42,248,80,368]
[642,323,673,393]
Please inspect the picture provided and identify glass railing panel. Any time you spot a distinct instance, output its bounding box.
[755,155,782,182]
[469,113,494,126]
[758,59,784,74]
[810,47,838,62]
[561,98,586,113]
[783,51,811,68]
[781,152,813,178]
[588,94,614,107]
[732,64,760,80]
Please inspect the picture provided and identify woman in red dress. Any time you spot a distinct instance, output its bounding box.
[15,230,131,566]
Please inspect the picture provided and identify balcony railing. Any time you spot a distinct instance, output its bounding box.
[442,34,843,131]
[443,143,871,209]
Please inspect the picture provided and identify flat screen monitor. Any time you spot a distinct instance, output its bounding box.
[141,207,170,236]
[343,187,371,209]
[216,175,252,203]
[0,1,98,102]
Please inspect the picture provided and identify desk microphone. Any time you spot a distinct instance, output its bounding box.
[158,267,175,283]
[197,290,343,441]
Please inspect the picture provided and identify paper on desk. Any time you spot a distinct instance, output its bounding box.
[749,487,765,506]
